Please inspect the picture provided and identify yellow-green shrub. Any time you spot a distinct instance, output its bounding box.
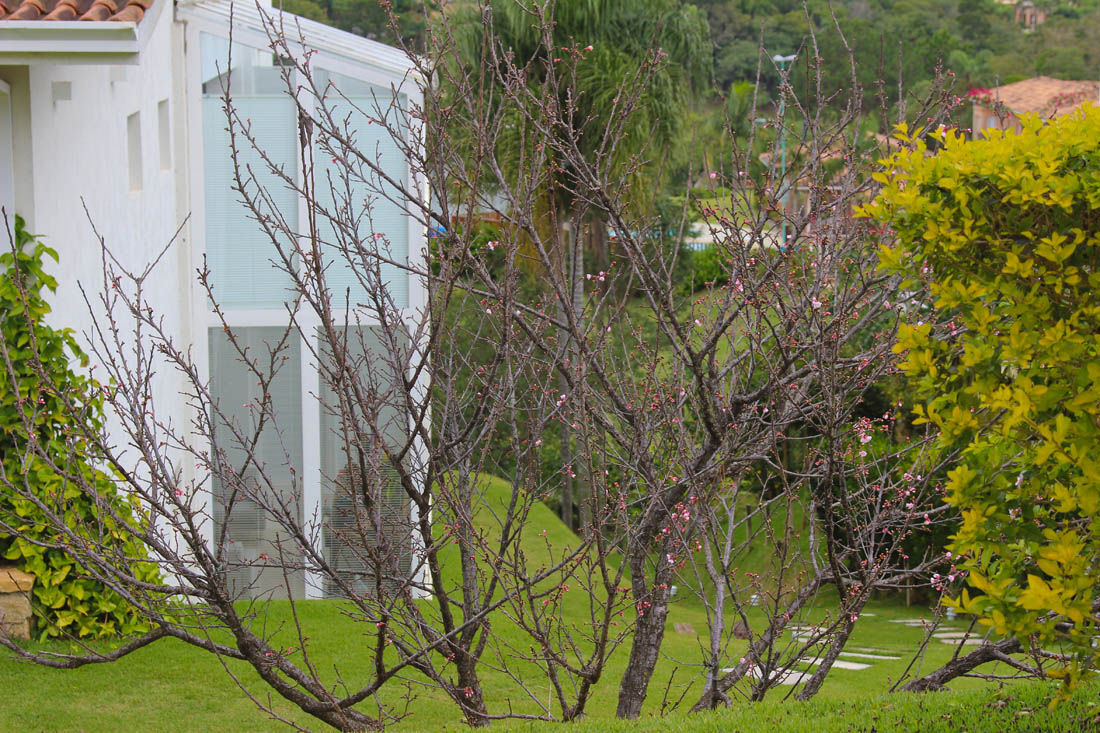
[861,110,1100,688]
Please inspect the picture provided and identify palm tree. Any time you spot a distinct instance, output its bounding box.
[452,0,711,530]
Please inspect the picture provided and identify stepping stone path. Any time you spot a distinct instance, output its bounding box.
[802,658,871,670]
[888,618,951,626]
[883,617,989,646]
[723,666,812,686]
[718,618,938,688]
[937,637,983,646]
[720,630,902,686]
[787,624,822,641]
[838,651,901,661]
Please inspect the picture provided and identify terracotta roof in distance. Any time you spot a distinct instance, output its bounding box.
[0,0,153,23]
[985,76,1100,118]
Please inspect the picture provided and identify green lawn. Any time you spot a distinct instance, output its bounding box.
[504,678,1100,733]
[0,475,1056,731]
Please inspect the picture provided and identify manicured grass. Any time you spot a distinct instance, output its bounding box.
[504,678,1100,732]
[0,475,1055,730]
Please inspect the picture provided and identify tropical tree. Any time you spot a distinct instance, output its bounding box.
[451,0,712,528]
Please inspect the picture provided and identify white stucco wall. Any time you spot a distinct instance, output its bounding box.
[19,6,192,476]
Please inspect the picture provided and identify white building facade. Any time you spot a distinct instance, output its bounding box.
[0,0,425,600]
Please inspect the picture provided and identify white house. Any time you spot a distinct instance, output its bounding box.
[0,0,426,600]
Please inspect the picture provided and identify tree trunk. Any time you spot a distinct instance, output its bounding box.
[795,615,856,700]
[453,654,490,726]
[558,366,574,529]
[555,217,575,530]
[689,574,823,712]
[570,221,590,530]
[587,212,609,273]
[616,554,672,718]
[901,637,1022,692]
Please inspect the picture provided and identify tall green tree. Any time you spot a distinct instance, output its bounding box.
[454,0,711,530]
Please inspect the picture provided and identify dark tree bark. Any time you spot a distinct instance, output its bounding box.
[615,554,673,719]
[901,638,1023,692]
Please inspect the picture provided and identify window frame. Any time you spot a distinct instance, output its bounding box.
[183,11,428,600]
[0,79,13,224]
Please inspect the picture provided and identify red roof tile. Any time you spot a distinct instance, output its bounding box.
[983,76,1099,118]
[0,0,152,22]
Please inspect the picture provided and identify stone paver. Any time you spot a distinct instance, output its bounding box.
[728,666,811,686]
[838,651,901,660]
[800,658,871,670]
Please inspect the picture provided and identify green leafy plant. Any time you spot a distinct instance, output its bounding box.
[862,111,1100,690]
[0,216,158,640]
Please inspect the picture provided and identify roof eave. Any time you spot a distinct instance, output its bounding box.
[0,21,140,64]
[177,0,421,83]
[0,0,164,66]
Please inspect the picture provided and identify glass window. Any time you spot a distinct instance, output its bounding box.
[311,69,409,310]
[209,327,305,600]
[200,31,417,600]
[318,326,411,598]
[201,32,299,309]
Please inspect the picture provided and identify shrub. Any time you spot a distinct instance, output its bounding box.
[862,111,1100,687]
[0,216,157,639]
[678,246,729,295]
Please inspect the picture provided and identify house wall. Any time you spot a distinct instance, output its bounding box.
[2,1,426,600]
[14,6,193,471]
[972,103,1022,137]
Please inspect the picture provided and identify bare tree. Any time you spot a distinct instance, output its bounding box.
[0,1,971,730]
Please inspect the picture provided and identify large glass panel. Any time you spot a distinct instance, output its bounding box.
[209,327,305,600]
[318,326,410,598]
[312,69,409,310]
[201,33,299,309]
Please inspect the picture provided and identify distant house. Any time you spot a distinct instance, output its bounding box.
[0,0,426,600]
[994,0,1049,28]
[970,76,1099,136]
[1015,0,1048,28]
